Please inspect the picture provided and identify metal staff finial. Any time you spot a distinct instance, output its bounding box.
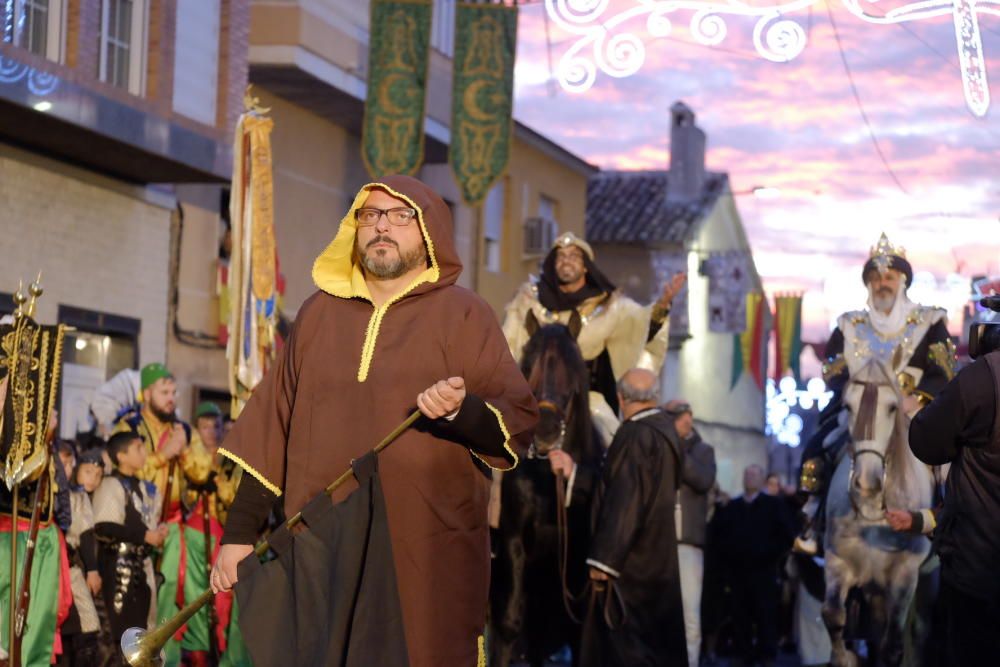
[26,273,43,319]
[242,85,271,115]
[12,281,26,319]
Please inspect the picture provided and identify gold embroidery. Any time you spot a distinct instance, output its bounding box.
[928,340,957,381]
[897,370,917,396]
[800,457,824,493]
[822,355,846,382]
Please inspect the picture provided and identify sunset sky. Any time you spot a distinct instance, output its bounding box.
[511,0,1000,344]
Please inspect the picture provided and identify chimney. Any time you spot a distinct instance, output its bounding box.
[667,101,706,202]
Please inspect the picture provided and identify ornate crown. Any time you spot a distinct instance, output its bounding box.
[869,233,906,276]
[870,233,906,259]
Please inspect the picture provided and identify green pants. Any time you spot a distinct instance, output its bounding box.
[0,523,62,667]
[158,523,251,666]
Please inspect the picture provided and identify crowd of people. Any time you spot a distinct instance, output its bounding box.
[3,362,250,667]
[3,174,998,667]
[545,231,998,667]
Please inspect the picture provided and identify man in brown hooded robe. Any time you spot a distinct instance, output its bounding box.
[209,175,538,666]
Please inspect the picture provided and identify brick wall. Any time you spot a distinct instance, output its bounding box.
[0,150,172,367]
[147,0,178,108]
[10,0,250,139]
[218,0,251,135]
[65,0,100,79]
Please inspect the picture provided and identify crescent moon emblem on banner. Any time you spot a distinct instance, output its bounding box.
[378,73,410,116]
[463,80,497,123]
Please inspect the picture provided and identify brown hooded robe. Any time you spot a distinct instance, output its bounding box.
[219,175,538,666]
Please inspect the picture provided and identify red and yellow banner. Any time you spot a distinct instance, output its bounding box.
[774,293,803,381]
[731,291,768,390]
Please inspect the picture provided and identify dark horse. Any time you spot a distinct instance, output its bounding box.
[489,311,605,667]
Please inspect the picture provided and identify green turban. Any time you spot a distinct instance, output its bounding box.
[140,363,172,391]
[195,401,224,420]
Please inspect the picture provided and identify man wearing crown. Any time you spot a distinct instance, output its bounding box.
[795,233,956,554]
[502,232,686,452]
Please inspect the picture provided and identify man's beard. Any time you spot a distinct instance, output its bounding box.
[149,400,175,424]
[358,236,427,280]
[556,267,584,286]
[872,288,897,313]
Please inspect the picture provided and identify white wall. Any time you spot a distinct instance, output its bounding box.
[173,0,221,125]
[674,193,766,432]
[670,192,770,494]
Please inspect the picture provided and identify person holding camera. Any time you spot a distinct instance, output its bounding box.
[909,301,1000,665]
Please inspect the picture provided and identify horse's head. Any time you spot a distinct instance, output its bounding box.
[842,358,909,521]
[520,310,591,458]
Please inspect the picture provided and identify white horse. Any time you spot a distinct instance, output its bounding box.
[822,359,933,667]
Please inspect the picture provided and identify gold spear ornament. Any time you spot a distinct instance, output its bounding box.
[0,274,66,662]
[0,274,66,489]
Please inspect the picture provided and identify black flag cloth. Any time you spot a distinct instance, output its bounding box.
[234,451,409,666]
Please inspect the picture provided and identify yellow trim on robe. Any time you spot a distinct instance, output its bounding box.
[920,508,937,534]
[477,635,486,667]
[217,446,283,497]
[311,182,442,383]
[470,402,518,472]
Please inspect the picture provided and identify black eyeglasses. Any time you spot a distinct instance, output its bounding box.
[354,207,418,227]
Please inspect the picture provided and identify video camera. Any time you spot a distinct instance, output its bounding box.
[968,296,1000,359]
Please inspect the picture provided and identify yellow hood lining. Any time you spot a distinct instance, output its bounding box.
[312,182,444,383]
[312,182,441,301]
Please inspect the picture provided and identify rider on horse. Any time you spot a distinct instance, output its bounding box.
[795,232,955,554]
[502,232,685,445]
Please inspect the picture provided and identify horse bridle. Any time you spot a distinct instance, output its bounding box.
[528,399,568,459]
[528,397,590,624]
[846,379,893,522]
[848,446,889,522]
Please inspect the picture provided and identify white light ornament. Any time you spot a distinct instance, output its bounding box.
[543,0,999,117]
[765,376,833,447]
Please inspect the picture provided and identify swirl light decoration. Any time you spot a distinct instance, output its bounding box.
[544,0,998,117]
[0,56,60,95]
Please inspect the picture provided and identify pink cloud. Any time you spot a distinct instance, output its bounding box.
[514,1,1000,352]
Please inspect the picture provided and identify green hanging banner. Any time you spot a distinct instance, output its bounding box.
[362,0,432,177]
[450,2,518,206]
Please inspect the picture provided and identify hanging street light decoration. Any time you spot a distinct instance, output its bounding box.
[543,0,997,117]
[765,376,833,447]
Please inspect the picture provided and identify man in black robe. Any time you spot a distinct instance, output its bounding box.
[581,368,687,667]
[715,464,796,667]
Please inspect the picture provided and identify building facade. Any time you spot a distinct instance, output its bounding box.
[245,0,595,318]
[1,0,593,435]
[587,102,771,495]
[0,0,251,434]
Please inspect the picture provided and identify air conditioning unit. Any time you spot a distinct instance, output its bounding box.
[523,217,557,257]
